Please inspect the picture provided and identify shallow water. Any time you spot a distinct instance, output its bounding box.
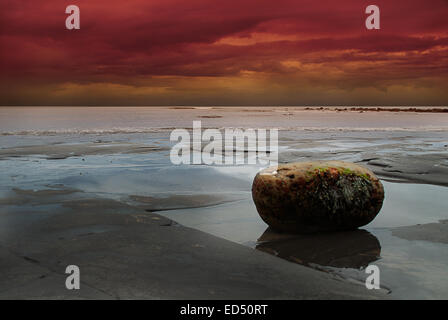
[158,181,448,237]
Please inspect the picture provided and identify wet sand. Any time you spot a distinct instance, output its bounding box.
[1,158,447,298]
[0,191,386,299]
[392,220,448,244]
[0,106,447,299]
[0,142,165,160]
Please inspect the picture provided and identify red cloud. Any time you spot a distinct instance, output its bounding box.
[0,0,447,105]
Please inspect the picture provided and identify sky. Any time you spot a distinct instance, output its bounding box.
[0,0,447,106]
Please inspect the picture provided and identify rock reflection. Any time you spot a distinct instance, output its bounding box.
[256,228,381,269]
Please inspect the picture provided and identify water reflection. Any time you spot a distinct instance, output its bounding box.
[256,227,381,269]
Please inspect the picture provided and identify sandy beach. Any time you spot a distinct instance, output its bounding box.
[0,106,447,299]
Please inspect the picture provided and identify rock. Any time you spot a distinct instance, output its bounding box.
[252,161,384,233]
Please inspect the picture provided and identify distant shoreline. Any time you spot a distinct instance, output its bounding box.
[1,106,448,113]
[302,106,448,113]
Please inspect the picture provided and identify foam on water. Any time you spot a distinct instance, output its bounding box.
[2,126,448,136]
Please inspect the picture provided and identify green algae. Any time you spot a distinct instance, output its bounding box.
[306,166,371,181]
